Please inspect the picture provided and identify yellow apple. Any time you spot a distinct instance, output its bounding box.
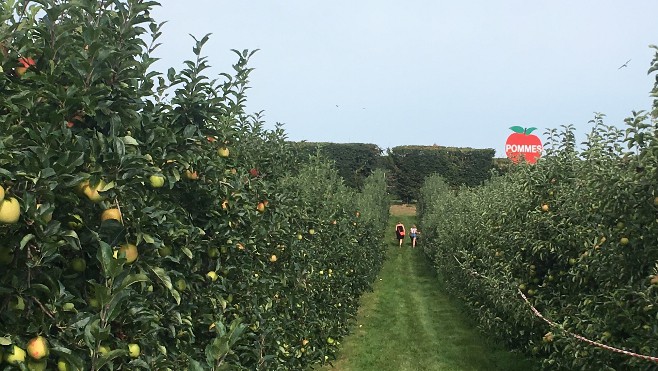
[0,184,5,201]
[206,271,218,281]
[149,174,165,188]
[80,180,106,203]
[184,170,198,180]
[175,278,187,291]
[308,228,315,235]
[5,345,26,364]
[0,197,21,224]
[218,147,230,157]
[98,345,110,355]
[26,336,49,360]
[57,359,70,371]
[117,243,138,263]
[257,202,265,213]
[128,343,140,358]
[269,254,277,262]
[101,208,122,222]
[67,214,84,230]
[620,237,629,246]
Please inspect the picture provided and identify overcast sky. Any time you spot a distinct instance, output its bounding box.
[150,1,658,156]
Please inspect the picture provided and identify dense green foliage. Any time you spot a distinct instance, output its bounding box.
[290,142,383,189]
[419,110,658,368]
[0,1,388,369]
[388,145,495,202]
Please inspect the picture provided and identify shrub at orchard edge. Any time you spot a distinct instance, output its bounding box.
[419,54,658,370]
[0,1,388,369]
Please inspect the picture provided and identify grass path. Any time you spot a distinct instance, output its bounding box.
[320,209,536,371]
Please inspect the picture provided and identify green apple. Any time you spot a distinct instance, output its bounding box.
[207,247,219,258]
[158,245,172,257]
[27,360,47,370]
[149,174,165,188]
[12,296,25,310]
[0,246,15,265]
[175,278,187,291]
[71,258,86,272]
[88,298,100,309]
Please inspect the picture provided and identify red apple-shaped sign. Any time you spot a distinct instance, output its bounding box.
[505,126,543,164]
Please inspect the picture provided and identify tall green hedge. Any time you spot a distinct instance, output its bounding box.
[387,145,495,202]
[290,142,383,189]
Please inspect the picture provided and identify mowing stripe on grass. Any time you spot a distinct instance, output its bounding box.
[320,212,537,371]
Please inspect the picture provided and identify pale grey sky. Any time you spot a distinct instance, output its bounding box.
[150,1,658,156]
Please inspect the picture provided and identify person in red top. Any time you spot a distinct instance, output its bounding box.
[395,222,405,247]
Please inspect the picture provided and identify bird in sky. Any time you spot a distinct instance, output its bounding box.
[618,59,631,70]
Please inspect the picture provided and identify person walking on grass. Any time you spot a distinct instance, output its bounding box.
[395,221,406,247]
[410,225,419,248]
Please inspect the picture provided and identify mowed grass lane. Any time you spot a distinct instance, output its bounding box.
[320,206,536,371]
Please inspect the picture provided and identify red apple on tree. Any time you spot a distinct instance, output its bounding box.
[505,126,543,164]
[16,56,35,76]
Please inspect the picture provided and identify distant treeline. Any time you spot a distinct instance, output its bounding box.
[291,142,511,202]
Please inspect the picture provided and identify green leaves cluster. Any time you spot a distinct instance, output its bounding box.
[0,0,388,369]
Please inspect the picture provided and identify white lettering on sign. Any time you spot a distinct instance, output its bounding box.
[505,144,543,153]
